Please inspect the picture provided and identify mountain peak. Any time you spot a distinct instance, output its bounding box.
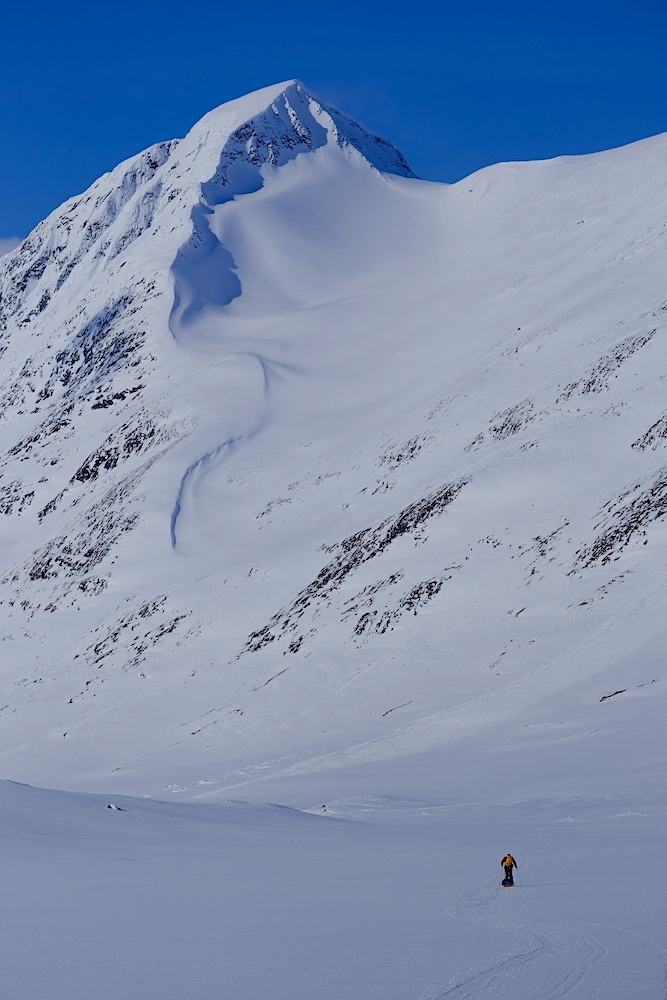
[186,80,417,181]
[2,77,666,841]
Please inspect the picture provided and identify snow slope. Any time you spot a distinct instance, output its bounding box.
[2,780,666,998]
[1,81,666,801]
[2,78,667,996]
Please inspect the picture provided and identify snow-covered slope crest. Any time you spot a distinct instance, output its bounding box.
[0,79,423,788]
[169,80,416,336]
[0,78,416,609]
[0,81,667,802]
[0,80,414,328]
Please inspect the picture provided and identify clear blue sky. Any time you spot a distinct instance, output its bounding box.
[1,0,666,237]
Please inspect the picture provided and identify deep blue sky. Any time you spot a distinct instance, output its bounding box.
[1,0,666,237]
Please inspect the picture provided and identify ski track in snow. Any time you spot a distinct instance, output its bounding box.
[435,874,667,1000]
[437,878,606,1000]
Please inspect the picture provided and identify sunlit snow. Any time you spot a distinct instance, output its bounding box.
[0,80,666,996]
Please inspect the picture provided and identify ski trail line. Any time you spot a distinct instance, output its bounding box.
[426,876,607,1000]
[427,869,667,999]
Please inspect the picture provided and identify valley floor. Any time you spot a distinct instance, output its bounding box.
[1,778,665,999]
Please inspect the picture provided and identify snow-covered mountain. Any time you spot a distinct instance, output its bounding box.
[1,79,666,802]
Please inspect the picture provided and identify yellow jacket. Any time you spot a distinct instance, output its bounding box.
[501,855,517,868]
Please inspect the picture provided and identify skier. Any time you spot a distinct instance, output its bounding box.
[501,853,518,886]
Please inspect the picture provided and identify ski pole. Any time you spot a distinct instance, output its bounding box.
[517,867,524,886]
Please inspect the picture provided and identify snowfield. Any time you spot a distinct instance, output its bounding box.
[2,776,666,998]
[0,80,666,995]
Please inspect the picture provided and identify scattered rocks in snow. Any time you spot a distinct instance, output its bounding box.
[573,468,667,569]
[600,690,626,702]
[0,479,34,516]
[27,464,148,584]
[489,398,535,440]
[464,432,484,452]
[631,412,667,451]
[85,594,190,670]
[70,412,184,486]
[558,330,656,401]
[242,479,467,654]
[351,577,449,640]
[378,434,430,470]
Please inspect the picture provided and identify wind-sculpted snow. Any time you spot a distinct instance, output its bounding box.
[62,141,177,280]
[170,89,330,330]
[0,81,665,830]
[170,82,415,346]
[108,182,163,260]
